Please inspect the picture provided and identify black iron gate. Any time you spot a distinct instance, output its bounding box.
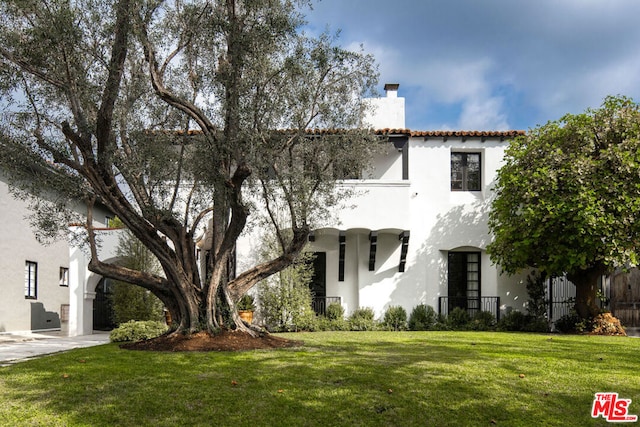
[546,276,575,324]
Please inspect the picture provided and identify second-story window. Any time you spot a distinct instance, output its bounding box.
[451,152,481,191]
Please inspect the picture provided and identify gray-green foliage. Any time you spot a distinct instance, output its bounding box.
[0,0,379,334]
[109,320,168,342]
[257,251,315,332]
[382,305,407,331]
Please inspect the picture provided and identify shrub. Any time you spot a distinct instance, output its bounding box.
[554,312,584,333]
[469,311,496,331]
[257,252,314,331]
[408,304,437,331]
[497,310,528,331]
[111,225,165,325]
[525,271,548,320]
[326,302,345,321]
[434,313,449,330]
[554,312,625,335]
[524,317,550,333]
[291,307,318,332]
[447,307,471,330]
[109,320,167,343]
[382,306,407,331]
[111,282,165,325]
[348,307,377,331]
[315,315,348,331]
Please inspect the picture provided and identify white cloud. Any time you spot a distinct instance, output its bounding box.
[306,0,640,130]
[457,97,509,131]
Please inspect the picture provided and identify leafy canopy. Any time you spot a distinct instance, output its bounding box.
[488,95,640,277]
[0,0,380,333]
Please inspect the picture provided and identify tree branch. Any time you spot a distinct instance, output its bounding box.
[95,0,131,162]
[137,14,216,133]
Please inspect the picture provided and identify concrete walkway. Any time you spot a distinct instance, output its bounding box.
[0,331,110,366]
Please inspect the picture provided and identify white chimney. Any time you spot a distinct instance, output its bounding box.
[384,83,400,98]
[363,83,405,129]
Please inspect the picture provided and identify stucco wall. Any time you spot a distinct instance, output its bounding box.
[0,177,70,332]
[235,134,528,320]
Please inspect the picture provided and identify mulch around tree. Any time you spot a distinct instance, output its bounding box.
[120,329,303,352]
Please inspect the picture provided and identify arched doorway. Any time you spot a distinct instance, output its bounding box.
[93,278,116,331]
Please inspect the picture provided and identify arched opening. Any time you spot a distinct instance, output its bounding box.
[93,278,116,331]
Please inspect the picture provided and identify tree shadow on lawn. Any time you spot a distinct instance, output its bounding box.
[1,333,636,426]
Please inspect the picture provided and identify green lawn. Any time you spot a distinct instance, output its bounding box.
[1,331,638,426]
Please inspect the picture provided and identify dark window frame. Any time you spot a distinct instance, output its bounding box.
[447,252,481,313]
[451,152,481,191]
[25,260,38,299]
[59,267,69,287]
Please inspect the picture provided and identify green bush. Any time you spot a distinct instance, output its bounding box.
[497,310,528,331]
[408,304,437,331]
[291,308,318,332]
[315,316,348,331]
[524,317,550,333]
[555,312,586,333]
[109,320,168,343]
[497,310,550,332]
[257,252,314,332]
[469,311,496,331]
[526,271,548,320]
[348,307,377,331]
[447,307,471,330]
[326,302,345,321]
[382,306,407,331]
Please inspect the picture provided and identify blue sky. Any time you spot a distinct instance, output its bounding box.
[303,0,640,131]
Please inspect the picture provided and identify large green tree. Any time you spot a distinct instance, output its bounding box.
[488,96,640,319]
[0,0,379,336]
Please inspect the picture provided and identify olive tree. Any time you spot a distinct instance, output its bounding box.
[488,96,640,319]
[111,218,165,325]
[0,0,379,335]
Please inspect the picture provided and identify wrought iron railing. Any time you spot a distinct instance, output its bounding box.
[312,296,342,316]
[438,296,501,321]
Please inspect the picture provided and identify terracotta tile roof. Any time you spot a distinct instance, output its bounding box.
[148,128,526,138]
[374,129,526,138]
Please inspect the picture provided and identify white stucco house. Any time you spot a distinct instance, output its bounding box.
[1,83,530,336]
[237,84,529,321]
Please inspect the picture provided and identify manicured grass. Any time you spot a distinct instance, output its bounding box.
[1,332,638,426]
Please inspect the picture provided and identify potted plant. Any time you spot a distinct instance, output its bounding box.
[237,294,256,324]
